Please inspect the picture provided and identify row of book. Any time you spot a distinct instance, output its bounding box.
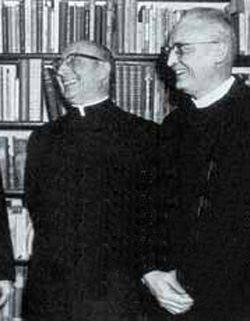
[1,0,245,56]
[0,135,29,191]
[0,63,250,126]
[2,0,250,56]
[115,61,168,123]
[0,59,46,122]
[0,0,114,54]
[115,1,228,54]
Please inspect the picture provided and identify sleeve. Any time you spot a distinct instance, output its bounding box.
[137,111,181,276]
[24,130,45,218]
[0,170,15,281]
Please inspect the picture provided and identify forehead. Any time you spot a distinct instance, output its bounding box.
[169,19,215,43]
[62,44,103,60]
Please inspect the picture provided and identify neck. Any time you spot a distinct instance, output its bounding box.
[194,74,230,99]
[73,95,109,109]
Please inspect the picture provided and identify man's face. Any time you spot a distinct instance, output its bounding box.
[166,20,220,98]
[56,51,101,106]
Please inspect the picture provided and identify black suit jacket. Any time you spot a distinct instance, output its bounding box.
[23,99,158,321]
[142,80,250,321]
[0,171,15,281]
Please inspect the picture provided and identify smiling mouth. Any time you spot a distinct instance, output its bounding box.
[63,80,78,87]
[175,70,185,77]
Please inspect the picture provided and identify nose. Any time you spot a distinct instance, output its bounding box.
[167,50,179,67]
[57,60,68,75]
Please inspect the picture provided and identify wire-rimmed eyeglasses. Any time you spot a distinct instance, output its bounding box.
[161,41,220,59]
[52,53,106,72]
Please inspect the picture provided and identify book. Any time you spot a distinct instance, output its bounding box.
[0,136,9,190]
[12,136,28,190]
[42,66,65,121]
[29,59,42,121]
[19,59,29,121]
[7,198,31,260]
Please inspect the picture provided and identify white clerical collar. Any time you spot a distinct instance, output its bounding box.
[76,96,109,116]
[192,76,235,109]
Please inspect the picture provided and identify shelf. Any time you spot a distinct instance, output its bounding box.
[1,53,249,67]
[0,122,44,129]
[0,53,61,60]
[6,190,24,198]
[15,259,28,266]
[137,0,229,2]
[114,54,159,61]
[0,52,160,61]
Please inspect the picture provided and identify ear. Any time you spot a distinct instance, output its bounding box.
[213,42,229,64]
[98,61,111,74]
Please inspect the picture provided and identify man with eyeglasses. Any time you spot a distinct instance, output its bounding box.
[141,7,250,321]
[22,40,158,321]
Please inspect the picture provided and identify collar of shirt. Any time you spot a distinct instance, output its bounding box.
[75,96,109,116]
[192,76,235,109]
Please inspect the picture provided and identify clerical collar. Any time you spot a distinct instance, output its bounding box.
[192,76,235,109]
[75,96,109,116]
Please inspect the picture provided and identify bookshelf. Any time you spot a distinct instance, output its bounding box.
[0,0,250,320]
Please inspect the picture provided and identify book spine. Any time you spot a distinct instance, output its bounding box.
[42,67,60,121]
[50,0,60,53]
[0,0,3,53]
[124,0,131,53]
[42,0,49,53]
[12,137,28,191]
[105,0,114,50]
[2,3,9,53]
[29,59,42,121]
[89,0,95,41]
[0,67,3,121]
[59,0,68,52]
[0,136,9,190]
[79,5,85,41]
[116,0,124,53]
[130,0,137,53]
[94,5,102,44]
[19,59,29,122]
[19,0,25,53]
[84,4,90,41]
[30,0,37,53]
[68,3,75,44]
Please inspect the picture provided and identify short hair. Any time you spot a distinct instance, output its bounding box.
[177,7,237,63]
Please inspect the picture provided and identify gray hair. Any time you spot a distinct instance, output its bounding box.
[178,7,237,63]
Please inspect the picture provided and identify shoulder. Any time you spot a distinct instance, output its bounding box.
[27,113,71,151]
[229,78,250,105]
[106,103,159,136]
[160,107,185,140]
[227,79,250,122]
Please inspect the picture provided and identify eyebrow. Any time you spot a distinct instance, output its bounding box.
[65,53,104,61]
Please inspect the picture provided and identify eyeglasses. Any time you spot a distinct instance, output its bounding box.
[161,41,220,59]
[52,53,105,71]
